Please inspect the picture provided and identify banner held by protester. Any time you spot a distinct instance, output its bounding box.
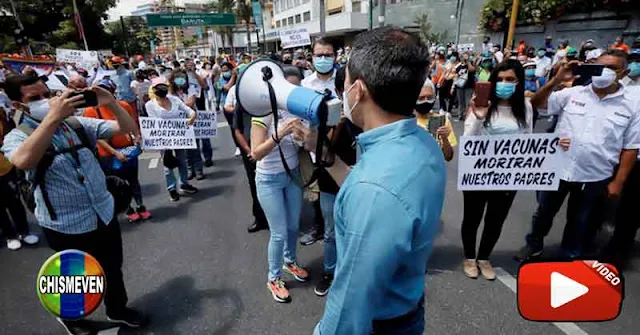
[190,111,217,139]
[139,117,197,150]
[279,27,311,49]
[457,133,563,191]
[56,49,99,69]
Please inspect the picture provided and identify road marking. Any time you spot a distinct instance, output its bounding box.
[97,327,120,335]
[219,121,229,128]
[494,267,589,335]
[148,157,159,169]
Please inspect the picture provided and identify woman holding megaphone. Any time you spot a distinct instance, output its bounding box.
[250,70,309,303]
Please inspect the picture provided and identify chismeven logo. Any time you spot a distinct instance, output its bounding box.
[36,249,105,320]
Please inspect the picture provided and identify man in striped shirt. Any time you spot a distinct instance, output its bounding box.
[0,74,147,333]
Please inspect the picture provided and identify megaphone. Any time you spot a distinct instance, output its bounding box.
[235,59,328,125]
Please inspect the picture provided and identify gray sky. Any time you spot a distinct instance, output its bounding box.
[107,0,210,21]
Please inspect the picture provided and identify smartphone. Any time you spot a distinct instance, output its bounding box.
[474,82,492,108]
[68,90,98,108]
[428,115,446,138]
[573,64,604,78]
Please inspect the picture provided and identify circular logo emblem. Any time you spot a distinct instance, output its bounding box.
[36,250,105,320]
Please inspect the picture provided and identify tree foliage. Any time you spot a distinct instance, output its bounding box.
[207,0,237,49]
[104,16,159,56]
[414,13,450,48]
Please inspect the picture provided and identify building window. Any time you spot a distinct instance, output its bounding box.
[303,0,310,3]
[389,0,397,4]
[294,0,300,5]
[288,16,294,25]
[353,1,361,12]
[287,0,293,10]
[276,20,281,28]
[275,0,280,13]
[303,11,311,21]
[295,14,301,23]
[281,19,286,26]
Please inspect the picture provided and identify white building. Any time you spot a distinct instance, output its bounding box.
[262,0,370,50]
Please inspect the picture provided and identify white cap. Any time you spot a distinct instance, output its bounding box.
[586,49,603,61]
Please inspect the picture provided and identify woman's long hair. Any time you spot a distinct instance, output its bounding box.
[168,69,189,95]
[485,59,527,129]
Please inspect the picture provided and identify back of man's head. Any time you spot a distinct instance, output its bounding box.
[347,26,429,116]
[68,75,88,90]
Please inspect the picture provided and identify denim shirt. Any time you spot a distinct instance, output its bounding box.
[113,70,136,102]
[314,118,446,335]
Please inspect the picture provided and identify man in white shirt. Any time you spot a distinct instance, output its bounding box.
[534,48,552,80]
[517,50,640,261]
[299,38,337,248]
[482,36,493,53]
[493,44,504,64]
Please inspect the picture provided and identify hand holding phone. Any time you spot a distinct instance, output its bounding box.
[67,90,98,108]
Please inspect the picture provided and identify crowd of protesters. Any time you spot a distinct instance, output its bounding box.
[1,27,640,335]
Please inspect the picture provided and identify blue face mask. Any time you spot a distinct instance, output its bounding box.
[313,56,335,74]
[449,56,457,63]
[628,62,640,77]
[222,72,231,80]
[173,77,187,86]
[525,69,536,77]
[496,82,517,99]
[537,50,546,57]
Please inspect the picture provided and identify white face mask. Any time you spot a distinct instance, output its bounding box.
[342,82,359,123]
[26,99,50,121]
[592,67,617,89]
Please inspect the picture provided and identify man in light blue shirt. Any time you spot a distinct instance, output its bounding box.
[295,27,446,335]
[111,56,137,105]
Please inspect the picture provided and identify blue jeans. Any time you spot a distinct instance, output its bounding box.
[371,297,425,335]
[256,168,303,282]
[526,179,609,257]
[319,192,337,275]
[200,139,213,162]
[187,144,204,175]
[164,149,190,191]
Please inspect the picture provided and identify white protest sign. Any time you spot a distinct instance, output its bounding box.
[193,111,217,139]
[56,49,99,69]
[139,117,197,150]
[456,43,475,52]
[279,27,311,49]
[457,133,563,191]
[93,69,117,83]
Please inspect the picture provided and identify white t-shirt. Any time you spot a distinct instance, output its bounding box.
[224,85,237,109]
[130,80,151,99]
[464,100,534,136]
[145,95,196,119]
[534,56,552,78]
[494,51,504,64]
[252,110,299,175]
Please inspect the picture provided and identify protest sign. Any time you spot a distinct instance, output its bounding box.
[56,49,99,69]
[456,43,475,52]
[139,117,197,150]
[457,133,563,191]
[93,69,117,83]
[279,27,311,49]
[178,111,218,138]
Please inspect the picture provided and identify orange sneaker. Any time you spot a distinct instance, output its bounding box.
[267,278,291,303]
[283,262,309,282]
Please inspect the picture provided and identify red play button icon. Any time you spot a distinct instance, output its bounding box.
[518,260,623,321]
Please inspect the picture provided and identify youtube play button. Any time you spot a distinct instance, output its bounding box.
[518,261,624,321]
[550,272,589,308]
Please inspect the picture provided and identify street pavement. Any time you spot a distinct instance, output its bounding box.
[1,119,639,335]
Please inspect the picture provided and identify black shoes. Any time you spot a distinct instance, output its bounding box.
[514,244,543,262]
[314,273,334,296]
[204,160,214,167]
[248,220,269,233]
[300,228,323,246]
[188,172,195,180]
[56,318,93,335]
[180,184,199,194]
[107,307,149,328]
[196,171,206,180]
[169,190,180,202]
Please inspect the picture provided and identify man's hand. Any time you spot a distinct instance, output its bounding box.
[469,96,490,120]
[248,151,257,163]
[607,181,624,199]
[45,91,86,122]
[559,137,571,151]
[276,118,301,139]
[115,151,128,162]
[554,60,580,83]
[187,114,196,126]
[436,126,451,141]
[92,86,116,106]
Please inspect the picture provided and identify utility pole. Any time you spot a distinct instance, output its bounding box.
[9,0,32,56]
[378,0,385,27]
[368,0,373,30]
[319,0,326,34]
[506,0,520,51]
[454,0,464,48]
[120,16,130,58]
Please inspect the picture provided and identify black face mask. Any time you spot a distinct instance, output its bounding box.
[415,101,435,115]
[283,59,292,65]
[154,85,169,98]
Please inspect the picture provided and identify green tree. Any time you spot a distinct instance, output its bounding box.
[414,13,449,48]
[207,0,237,51]
[104,16,159,56]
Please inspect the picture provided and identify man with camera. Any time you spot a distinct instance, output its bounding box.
[0,74,147,333]
[294,27,446,334]
[517,50,640,261]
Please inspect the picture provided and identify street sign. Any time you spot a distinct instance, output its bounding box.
[146,13,236,27]
[252,1,263,30]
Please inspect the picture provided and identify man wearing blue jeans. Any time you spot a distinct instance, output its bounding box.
[517,50,640,261]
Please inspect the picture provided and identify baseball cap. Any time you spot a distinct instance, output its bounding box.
[150,76,168,88]
[523,61,537,68]
[111,56,126,64]
[565,47,578,57]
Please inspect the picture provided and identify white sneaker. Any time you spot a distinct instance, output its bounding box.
[7,239,22,250]
[234,148,241,157]
[21,234,39,245]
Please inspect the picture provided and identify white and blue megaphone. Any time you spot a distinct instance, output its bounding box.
[235,59,337,125]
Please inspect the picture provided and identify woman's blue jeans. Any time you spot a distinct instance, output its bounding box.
[256,168,303,282]
[164,149,190,191]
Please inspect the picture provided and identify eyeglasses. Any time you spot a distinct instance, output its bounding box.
[314,54,335,58]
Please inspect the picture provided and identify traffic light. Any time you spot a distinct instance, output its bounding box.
[13,28,28,46]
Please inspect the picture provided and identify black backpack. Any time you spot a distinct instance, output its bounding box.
[16,117,131,220]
